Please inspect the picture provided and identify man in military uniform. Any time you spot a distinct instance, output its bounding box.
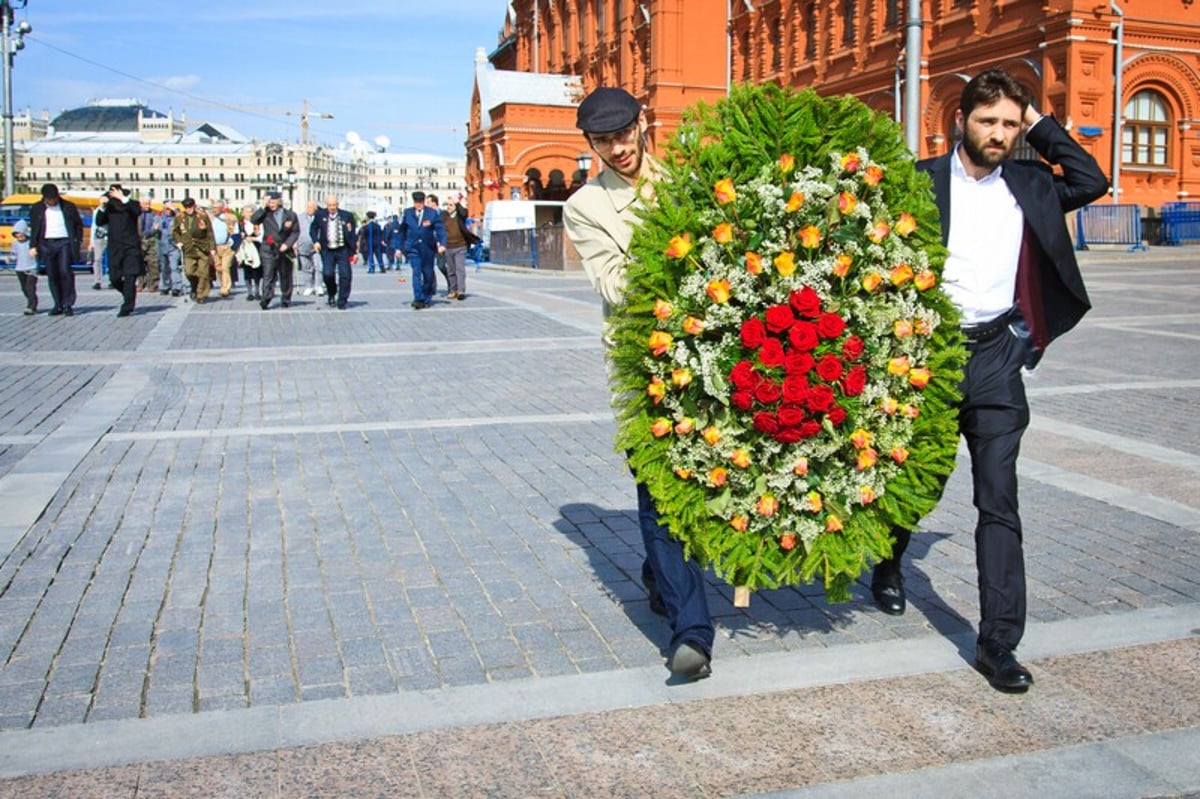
[172,197,217,304]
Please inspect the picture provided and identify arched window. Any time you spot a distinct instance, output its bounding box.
[1123,90,1169,166]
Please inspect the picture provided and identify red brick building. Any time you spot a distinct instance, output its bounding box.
[467,0,1200,215]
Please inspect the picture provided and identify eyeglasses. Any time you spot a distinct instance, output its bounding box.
[589,122,640,148]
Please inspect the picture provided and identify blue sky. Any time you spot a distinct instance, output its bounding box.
[13,1,511,157]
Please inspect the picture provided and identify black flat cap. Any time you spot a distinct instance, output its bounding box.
[267,191,282,200]
[576,88,641,134]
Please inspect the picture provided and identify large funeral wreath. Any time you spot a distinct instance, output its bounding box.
[609,84,969,602]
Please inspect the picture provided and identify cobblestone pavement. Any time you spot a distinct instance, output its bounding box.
[0,253,1197,796]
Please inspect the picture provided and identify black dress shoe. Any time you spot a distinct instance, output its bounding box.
[63,307,74,316]
[49,308,64,316]
[260,299,269,310]
[667,642,712,681]
[975,640,1033,692]
[281,300,290,308]
[117,309,132,318]
[872,582,906,616]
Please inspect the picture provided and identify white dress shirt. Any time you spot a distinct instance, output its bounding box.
[43,204,69,239]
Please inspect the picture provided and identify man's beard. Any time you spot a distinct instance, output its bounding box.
[599,139,645,179]
[961,129,1011,170]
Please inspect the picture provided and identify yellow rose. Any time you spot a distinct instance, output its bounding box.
[712,222,734,244]
[798,226,822,250]
[756,494,779,516]
[914,270,937,291]
[682,316,705,336]
[832,253,852,278]
[674,417,696,435]
[706,279,732,304]
[890,263,913,286]
[730,515,749,532]
[665,233,693,259]
[650,418,672,437]
[745,251,763,275]
[868,220,891,243]
[785,191,805,213]
[893,319,914,339]
[702,426,722,446]
[648,330,673,356]
[779,153,796,174]
[647,377,666,404]
[708,466,728,487]
[671,368,692,388]
[653,298,674,320]
[774,251,798,275]
[730,449,751,469]
[862,273,883,293]
[894,212,917,237]
[714,178,736,204]
[908,367,932,388]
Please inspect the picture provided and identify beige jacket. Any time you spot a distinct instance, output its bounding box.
[563,166,645,321]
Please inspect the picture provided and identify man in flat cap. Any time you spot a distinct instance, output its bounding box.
[563,87,715,682]
[29,183,84,316]
[95,184,145,317]
[251,191,300,309]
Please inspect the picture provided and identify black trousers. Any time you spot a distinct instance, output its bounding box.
[877,327,1030,648]
[17,271,37,311]
[40,238,76,312]
[260,252,294,306]
[110,249,142,314]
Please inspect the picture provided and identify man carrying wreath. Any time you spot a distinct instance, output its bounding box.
[871,68,1108,692]
[564,87,715,682]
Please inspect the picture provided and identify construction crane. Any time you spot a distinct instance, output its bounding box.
[220,98,333,145]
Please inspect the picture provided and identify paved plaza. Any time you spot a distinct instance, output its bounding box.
[0,252,1197,797]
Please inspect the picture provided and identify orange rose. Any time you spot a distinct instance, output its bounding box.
[712,222,734,244]
[730,449,751,469]
[914,270,937,291]
[665,233,693,259]
[682,316,705,336]
[756,494,779,516]
[806,491,823,512]
[859,486,876,504]
[649,330,673,356]
[702,426,722,446]
[825,514,844,532]
[671,368,692,388]
[863,164,884,186]
[780,533,797,551]
[745,251,763,275]
[890,446,909,464]
[674,417,696,435]
[914,318,933,336]
[730,515,749,532]
[774,251,798,275]
[674,467,693,479]
[908,367,932,388]
[893,319,914,339]
[798,226,822,250]
[856,448,878,471]
[890,263,914,286]
[840,152,861,173]
[779,153,796,174]
[650,418,672,437]
[902,404,920,419]
[894,212,917,237]
[850,429,873,449]
[647,376,666,404]
[832,253,853,278]
[793,457,809,475]
[708,466,728,487]
[880,397,900,415]
[862,273,883,293]
[706,279,732,303]
[887,356,911,375]
[714,178,736,204]
[838,192,857,214]
[653,298,673,320]
[868,221,891,243]
[785,191,805,213]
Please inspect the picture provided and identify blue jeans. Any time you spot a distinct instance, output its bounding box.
[408,247,435,303]
[635,480,714,657]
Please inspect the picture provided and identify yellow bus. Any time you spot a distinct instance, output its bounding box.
[0,192,104,270]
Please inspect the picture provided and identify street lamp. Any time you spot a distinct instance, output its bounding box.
[576,151,593,175]
[2,1,31,198]
[285,166,297,207]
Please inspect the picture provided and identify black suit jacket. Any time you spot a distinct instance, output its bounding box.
[30,198,84,263]
[309,208,356,250]
[917,116,1109,366]
[250,205,300,257]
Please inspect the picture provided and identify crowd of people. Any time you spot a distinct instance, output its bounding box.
[16,183,482,318]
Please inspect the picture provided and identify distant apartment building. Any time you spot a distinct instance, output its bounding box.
[11,99,466,216]
[469,0,1200,212]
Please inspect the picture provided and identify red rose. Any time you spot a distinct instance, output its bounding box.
[815,354,844,382]
[827,406,847,426]
[777,403,807,427]
[842,335,865,361]
[731,390,754,410]
[775,427,805,443]
[788,321,819,351]
[806,384,836,412]
[754,378,783,404]
[730,360,758,390]
[799,420,822,438]
[764,304,795,333]
[784,351,815,376]
[759,338,785,368]
[266,235,275,245]
[817,312,847,339]
[753,412,780,435]
[741,317,766,349]
[841,365,867,397]
[789,286,822,317]
[782,376,809,403]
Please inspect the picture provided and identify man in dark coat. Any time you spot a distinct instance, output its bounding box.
[250,192,300,310]
[28,183,84,316]
[870,68,1108,692]
[95,184,146,317]
[310,195,356,309]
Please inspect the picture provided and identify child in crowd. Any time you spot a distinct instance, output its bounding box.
[12,219,37,315]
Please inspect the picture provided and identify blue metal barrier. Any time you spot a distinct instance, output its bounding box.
[1075,204,1148,252]
[1160,201,1200,245]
